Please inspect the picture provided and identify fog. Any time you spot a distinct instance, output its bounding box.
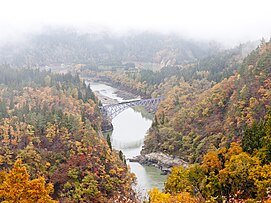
[1,0,271,46]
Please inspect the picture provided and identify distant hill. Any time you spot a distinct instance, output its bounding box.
[0,30,222,67]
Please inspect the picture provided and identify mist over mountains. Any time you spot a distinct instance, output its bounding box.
[0,29,227,67]
[1,0,271,202]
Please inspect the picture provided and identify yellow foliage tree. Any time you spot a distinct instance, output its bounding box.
[0,160,57,203]
[148,188,197,203]
[164,166,193,194]
[148,187,171,203]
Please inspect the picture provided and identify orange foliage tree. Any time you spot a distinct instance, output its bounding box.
[0,159,57,203]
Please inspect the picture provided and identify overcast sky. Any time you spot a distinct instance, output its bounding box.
[0,0,271,45]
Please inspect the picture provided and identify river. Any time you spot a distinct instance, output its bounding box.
[88,82,167,199]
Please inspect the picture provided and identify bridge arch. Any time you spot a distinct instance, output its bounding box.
[100,97,162,121]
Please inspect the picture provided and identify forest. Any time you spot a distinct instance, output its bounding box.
[1,0,271,201]
[83,40,271,202]
[0,31,271,202]
[0,66,136,202]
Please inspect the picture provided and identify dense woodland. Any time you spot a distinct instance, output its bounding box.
[152,41,271,202]
[0,66,136,202]
[144,41,271,162]
[1,29,271,202]
[84,40,271,202]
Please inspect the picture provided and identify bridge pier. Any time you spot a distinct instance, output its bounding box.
[102,119,114,132]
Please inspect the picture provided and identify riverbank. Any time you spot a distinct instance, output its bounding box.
[129,152,188,174]
[85,78,139,102]
[88,79,183,175]
[83,76,149,99]
[87,81,169,198]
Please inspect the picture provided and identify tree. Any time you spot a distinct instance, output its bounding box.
[148,188,171,203]
[106,134,112,151]
[202,151,222,173]
[119,150,126,165]
[261,112,271,163]
[219,152,260,199]
[148,188,197,203]
[0,159,57,203]
[242,121,264,154]
[165,166,193,194]
[249,163,271,200]
[0,101,8,118]
[78,89,83,100]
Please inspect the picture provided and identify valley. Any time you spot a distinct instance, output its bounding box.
[0,29,271,202]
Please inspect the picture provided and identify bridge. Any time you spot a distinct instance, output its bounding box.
[100,97,163,131]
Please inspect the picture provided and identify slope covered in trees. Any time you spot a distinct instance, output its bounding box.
[148,141,271,202]
[146,41,271,202]
[82,41,256,98]
[143,41,271,162]
[0,66,136,202]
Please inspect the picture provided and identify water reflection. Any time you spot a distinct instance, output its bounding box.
[111,108,152,158]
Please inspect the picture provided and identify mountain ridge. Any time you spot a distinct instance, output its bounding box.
[0,30,222,67]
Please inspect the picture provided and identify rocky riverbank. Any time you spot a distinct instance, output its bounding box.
[128,152,188,174]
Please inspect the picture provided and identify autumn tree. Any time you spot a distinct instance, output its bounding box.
[148,188,197,203]
[0,159,57,203]
[165,166,193,194]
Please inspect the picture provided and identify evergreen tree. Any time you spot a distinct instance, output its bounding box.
[106,134,112,151]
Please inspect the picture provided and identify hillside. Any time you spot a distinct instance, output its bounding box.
[81,40,257,100]
[142,40,271,163]
[0,30,221,67]
[0,66,136,202]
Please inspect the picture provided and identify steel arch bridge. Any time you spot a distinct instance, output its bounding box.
[100,97,163,121]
